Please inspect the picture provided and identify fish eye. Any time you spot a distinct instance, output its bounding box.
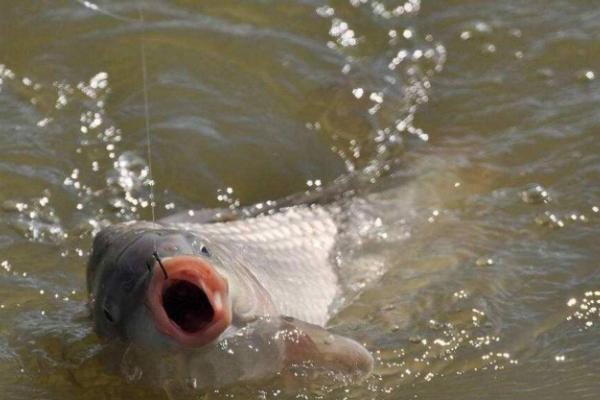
[201,245,211,257]
[103,306,115,323]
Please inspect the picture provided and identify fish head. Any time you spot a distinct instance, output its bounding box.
[88,222,231,349]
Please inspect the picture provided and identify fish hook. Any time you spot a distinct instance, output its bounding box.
[146,251,168,279]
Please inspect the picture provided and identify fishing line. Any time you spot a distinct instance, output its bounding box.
[76,0,162,260]
[136,5,158,226]
[75,1,158,225]
[135,2,163,269]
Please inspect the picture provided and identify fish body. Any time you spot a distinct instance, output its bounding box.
[87,204,373,389]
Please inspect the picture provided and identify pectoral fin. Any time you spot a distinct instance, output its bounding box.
[274,316,374,388]
[179,316,373,391]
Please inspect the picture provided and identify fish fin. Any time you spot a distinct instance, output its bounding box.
[273,316,374,388]
[193,316,373,389]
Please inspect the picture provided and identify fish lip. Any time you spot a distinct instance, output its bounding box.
[146,255,231,347]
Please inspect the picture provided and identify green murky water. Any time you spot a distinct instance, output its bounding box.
[0,1,599,399]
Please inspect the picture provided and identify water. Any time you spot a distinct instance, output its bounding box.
[0,0,599,399]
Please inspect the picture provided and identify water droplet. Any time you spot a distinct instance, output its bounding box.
[475,257,494,267]
[483,43,497,54]
[520,184,550,204]
[576,69,595,82]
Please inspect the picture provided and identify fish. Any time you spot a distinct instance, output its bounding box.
[87,203,374,391]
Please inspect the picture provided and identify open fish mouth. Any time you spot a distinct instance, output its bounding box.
[146,255,231,346]
[163,280,214,332]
